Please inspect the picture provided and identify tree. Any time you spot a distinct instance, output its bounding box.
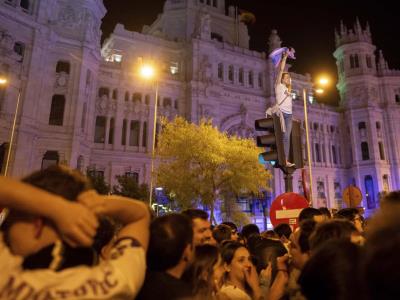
[86,171,110,195]
[112,175,149,201]
[155,117,271,221]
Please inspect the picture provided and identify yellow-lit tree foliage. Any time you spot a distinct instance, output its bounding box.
[155,117,271,221]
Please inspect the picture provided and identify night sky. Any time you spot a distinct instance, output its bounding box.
[101,0,400,105]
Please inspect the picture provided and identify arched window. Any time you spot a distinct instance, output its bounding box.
[365,175,376,209]
[361,142,370,160]
[112,89,118,100]
[145,94,150,105]
[378,142,385,160]
[248,71,254,87]
[129,121,140,146]
[350,55,355,69]
[315,143,321,162]
[81,102,87,131]
[94,116,106,143]
[238,68,244,84]
[20,0,30,10]
[354,54,359,68]
[383,175,389,192]
[218,63,223,80]
[142,121,147,147]
[121,119,127,146]
[108,118,115,144]
[163,97,172,107]
[49,95,65,126]
[42,151,59,170]
[56,61,70,74]
[258,72,263,88]
[228,65,234,82]
[98,87,110,98]
[132,92,142,103]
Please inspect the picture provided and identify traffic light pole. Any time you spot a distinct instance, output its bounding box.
[281,165,296,193]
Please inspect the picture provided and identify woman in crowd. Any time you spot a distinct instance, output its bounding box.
[218,242,263,300]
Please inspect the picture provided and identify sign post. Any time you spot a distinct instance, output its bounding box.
[269,192,309,230]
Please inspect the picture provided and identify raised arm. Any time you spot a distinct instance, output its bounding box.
[275,51,289,88]
[78,191,150,251]
[0,176,99,247]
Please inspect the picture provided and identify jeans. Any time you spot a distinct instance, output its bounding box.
[283,113,292,161]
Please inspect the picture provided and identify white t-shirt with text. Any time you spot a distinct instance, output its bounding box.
[0,234,146,300]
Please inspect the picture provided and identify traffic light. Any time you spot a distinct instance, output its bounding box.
[255,115,285,167]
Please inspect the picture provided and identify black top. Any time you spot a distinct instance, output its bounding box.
[136,271,192,300]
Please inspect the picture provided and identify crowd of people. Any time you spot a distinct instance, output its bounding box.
[0,165,399,299]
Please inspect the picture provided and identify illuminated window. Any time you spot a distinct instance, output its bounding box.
[170,61,179,75]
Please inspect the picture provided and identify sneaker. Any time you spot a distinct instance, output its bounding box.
[286,162,296,167]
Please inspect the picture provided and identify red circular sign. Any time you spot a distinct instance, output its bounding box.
[270,192,309,230]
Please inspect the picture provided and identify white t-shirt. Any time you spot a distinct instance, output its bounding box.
[275,83,292,114]
[0,234,146,300]
[218,284,252,300]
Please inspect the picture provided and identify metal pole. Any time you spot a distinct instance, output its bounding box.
[149,81,159,208]
[4,88,21,176]
[303,88,314,205]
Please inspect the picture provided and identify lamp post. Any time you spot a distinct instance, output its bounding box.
[0,76,22,176]
[139,64,159,208]
[302,76,329,205]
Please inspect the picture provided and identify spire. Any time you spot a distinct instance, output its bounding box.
[365,21,371,36]
[378,50,387,70]
[340,20,346,35]
[268,29,282,53]
[355,17,362,35]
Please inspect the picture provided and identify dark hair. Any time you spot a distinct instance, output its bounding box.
[261,230,279,239]
[181,209,209,221]
[251,238,287,282]
[318,207,331,218]
[221,221,238,232]
[92,217,117,255]
[362,208,400,300]
[309,219,357,251]
[185,245,219,298]
[334,208,359,222]
[298,207,322,223]
[298,240,362,300]
[380,191,400,209]
[241,224,260,241]
[221,241,246,266]
[147,214,193,271]
[274,223,292,239]
[298,219,317,253]
[212,224,232,244]
[22,165,91,201]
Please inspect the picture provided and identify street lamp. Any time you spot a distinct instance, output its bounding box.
[302,75,330,205]
[138,63,159,207]
[0,75,22,177]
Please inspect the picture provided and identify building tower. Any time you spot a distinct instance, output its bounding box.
[334,18,400,212]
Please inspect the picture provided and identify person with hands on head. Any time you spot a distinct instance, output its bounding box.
[0,165,150,300]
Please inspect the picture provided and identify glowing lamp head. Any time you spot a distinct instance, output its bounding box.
[315,88,324,95]
[318,77,329,86]
[140,65,155,79]
[0,77,8,85]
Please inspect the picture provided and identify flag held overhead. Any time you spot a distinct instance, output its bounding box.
[269,47,296,68]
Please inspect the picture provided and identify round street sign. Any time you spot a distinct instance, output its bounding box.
[270,192,309,230]
[342,185,362,208]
